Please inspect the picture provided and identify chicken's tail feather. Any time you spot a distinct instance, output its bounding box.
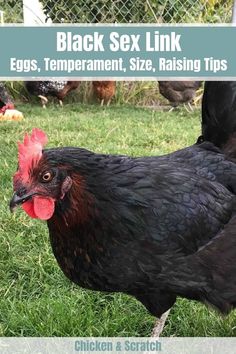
[200,81,236,158]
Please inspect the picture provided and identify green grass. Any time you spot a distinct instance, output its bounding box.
[1,103,236,337]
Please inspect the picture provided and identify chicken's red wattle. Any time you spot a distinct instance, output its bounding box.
[22,196,55,220]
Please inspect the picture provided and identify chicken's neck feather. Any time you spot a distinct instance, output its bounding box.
[53,171,97,226]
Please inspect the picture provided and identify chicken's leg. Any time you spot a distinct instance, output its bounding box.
[182,103,192,113]
[151,310,170,337]
[143,311,170,354]
[38,95,48,109]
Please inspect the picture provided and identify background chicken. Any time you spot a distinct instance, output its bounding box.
[25,81,80,108]
[10,127,236,320]
[199,81,236,156]
[92,81,116,106]
[0,82,23,121]
[158,81,202,111]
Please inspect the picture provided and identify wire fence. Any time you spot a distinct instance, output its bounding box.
[0,0,234,24]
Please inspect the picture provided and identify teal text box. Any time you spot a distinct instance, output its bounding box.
[1,25,236,79]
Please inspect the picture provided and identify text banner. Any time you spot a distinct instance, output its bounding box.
[1,25,236,79]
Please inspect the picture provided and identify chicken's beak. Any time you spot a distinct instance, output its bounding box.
[9,192,34,212]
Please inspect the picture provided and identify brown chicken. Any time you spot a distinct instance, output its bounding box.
[92,81,116,106]
[25,81,80,108]
[158,81,202,110]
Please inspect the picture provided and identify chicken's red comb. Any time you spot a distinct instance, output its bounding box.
[14,128,48,184]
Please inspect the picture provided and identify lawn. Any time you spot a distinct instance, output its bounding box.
[0,103,236,337]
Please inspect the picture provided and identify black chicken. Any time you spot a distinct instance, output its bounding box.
[199,81,236,156]
[158,81,202,110]
[25,81,80,108]
[9,128,236,318]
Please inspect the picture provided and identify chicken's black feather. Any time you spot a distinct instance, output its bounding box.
[200,81,236,156]
[40,142,236,317]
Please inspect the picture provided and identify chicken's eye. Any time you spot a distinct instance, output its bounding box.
[41,171,53,183]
